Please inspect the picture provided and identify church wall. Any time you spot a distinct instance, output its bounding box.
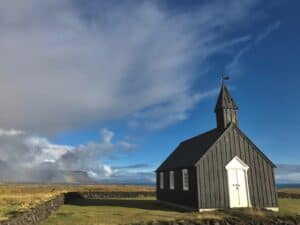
[196,126,278,209]
[156,167,198,209]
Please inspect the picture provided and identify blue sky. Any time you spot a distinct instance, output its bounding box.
[0,0,299,183]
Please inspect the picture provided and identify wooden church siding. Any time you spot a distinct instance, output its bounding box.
[156,167,198,209]
[253,145,262,206]
[198,161,205,208]
[271,168,278,206]
[257,157,271,206]
[203,154,211,208]
[263,159,272,205]
[197,127,277,209]
[208,150,216,207]
[268,166,277,206]
[246,141,259,207]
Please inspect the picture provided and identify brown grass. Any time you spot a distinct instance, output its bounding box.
[0,184,154,221]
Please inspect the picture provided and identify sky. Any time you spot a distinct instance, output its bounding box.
[0,0,299,184]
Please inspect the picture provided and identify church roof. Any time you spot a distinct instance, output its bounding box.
[214,84,238,112]
[156,127,226,171]
[156,124,276,171]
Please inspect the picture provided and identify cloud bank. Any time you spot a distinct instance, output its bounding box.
[0,127,144,183]
[0,0,263,134]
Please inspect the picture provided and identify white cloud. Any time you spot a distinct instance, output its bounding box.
[255,21,281,43]
[129,89,218,130]
[24,136,73,165]
[102,164,114,177]
[0,129,25,137]
[100,129,114,144]
[0,0,264,134]
[0,127,138,182]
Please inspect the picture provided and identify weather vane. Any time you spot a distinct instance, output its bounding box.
[221,72,230,84]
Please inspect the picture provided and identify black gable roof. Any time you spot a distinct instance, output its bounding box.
[156,128,226,171]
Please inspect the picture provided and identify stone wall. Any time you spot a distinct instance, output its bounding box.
[64,191,155,203]
[277,192,300,199]
[131,217,300,225]
[0,194,64,225]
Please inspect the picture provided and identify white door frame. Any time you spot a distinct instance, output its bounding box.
[225,156,251,208]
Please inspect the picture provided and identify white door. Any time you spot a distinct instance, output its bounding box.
[227,168,249,207]
[226,156,250,208]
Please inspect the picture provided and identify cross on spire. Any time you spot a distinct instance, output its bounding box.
[221,72,230,84]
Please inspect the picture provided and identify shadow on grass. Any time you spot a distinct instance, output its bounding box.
[66,198,183,212]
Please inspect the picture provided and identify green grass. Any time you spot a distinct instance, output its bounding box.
[40,197,300,225]
[278,198,300,215]
[41,197,226,225]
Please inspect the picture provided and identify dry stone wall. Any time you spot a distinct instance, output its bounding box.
[0,194,64,225]
[64,191,155,203]
[130,217,300,225]
[278,192,300,199]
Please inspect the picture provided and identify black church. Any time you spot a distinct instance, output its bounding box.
[156,82,278,212]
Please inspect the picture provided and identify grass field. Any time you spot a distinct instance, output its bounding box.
[40,197,300,225]
[41,197,226,225]
[0,184,299,225]
[0,184,154,221]
[278,198,300,215]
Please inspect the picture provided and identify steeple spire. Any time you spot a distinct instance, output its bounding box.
[215,78,238,130]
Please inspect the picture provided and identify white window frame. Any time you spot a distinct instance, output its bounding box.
[169,171,175,190]
[160,172,164,189]
[182,169,189,191]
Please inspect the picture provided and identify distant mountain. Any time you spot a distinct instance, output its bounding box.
[42,170,95,184]
[60,170,95,184]
[0,161,95,184]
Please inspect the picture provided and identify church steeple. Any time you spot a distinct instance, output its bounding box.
[215,83,238,130]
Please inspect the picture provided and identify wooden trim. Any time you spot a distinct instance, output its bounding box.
[225,156,249,170]
[182,169,189,191]
[169,171,175,190]
[160,172,164,189]
[199,208,220,212]
[265,207,279,212]
[196,165,201,209]
[225,156,251,208]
